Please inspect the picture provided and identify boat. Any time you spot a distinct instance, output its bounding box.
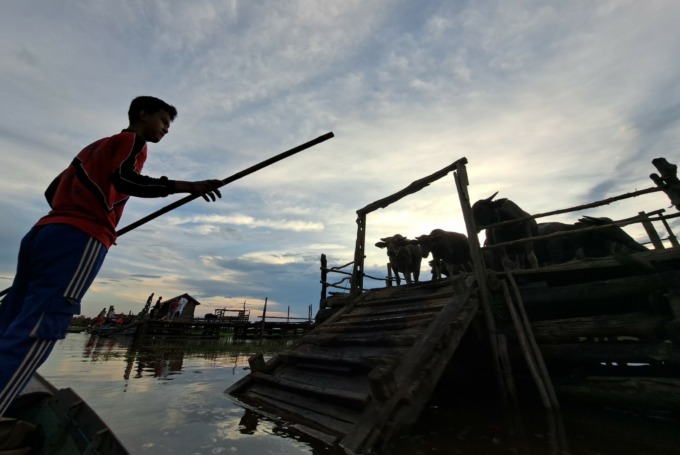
[2,373,129,454]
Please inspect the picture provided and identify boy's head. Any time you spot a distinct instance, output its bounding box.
[128,96,177,143]
[128,96,177,124]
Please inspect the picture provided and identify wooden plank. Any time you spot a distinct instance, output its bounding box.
[300,332,419,347]
[540,341,680,366]
[332,311,437,325]
[291,344,406,365]
[272,365,371,396]
[251,372,370,409]
[356,158,466,215]
[247,383,361,425]
[556,376,680,413]
[340,288,476,453]
[338,297,451,318]
[384,300,479,431]
[518,271,680,320]
[512,247,680,277]
[529,312,672,343]
[280,351,377,371]
[243,386,356,435]
[344,299,449,316]
[355,288,456,306]
[325,323,428,336]
[323,314,435,333]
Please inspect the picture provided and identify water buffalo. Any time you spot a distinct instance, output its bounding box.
[576,216,648,256]
[535,222,587,265]
[535,217,648,265]
[428,259,450,280]
[413,229,471,280]
[375,234,422,286]
[472,192,539,269]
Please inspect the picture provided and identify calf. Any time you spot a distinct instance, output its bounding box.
[375,234,422,286]
[414,229,471,280]
[472,192,539,269]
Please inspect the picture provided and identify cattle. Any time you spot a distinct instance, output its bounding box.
[576,216,648,256]
[472,192,539,269]
[535,217,648,265]
[375,234,422,286]
[535,222,585,265]
[413,229,471,280]
[428,259,450,280]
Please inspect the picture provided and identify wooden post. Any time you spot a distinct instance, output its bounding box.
[659,211,680,248]
[454,160,514,408]
[386,264,394,287]
[249,353,266,373]
[666,291,680,346]
[501,279,553,410]
[350,213,367,296]
[260,297,268,340]
[287,306,290,323]
[638,211,665,249]
[320,254,328,307]
[650,158,680,210]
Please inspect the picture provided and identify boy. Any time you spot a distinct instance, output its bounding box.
[0,96,222,416]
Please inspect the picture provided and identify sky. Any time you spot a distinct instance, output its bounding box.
[1,0,680,320]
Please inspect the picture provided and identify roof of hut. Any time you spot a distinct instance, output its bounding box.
[162,293,201,306]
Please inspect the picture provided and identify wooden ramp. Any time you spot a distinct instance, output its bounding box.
[226,277,479,454]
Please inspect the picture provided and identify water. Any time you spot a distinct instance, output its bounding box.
[39,333,314,455]
[37,333,680,455]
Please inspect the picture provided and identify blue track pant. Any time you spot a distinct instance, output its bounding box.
[0,224,107,416]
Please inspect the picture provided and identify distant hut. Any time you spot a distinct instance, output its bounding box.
[157,293,201,321]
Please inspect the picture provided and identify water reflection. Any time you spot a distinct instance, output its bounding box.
[72,335,572,454]
[40,333,317,454]
[82,332,132,361]
[126,345,184,381]
[237,408,349,455]
[80,332,288,381]
[40,333,680,455]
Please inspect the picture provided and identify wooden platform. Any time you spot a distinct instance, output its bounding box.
[226,277,479,454]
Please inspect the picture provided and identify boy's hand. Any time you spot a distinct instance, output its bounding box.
[174,180,223,201]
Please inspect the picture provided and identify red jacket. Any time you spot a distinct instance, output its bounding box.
[36,130,174,249]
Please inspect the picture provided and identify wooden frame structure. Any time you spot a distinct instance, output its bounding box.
[227,157,680,454]
[350,157,469,295]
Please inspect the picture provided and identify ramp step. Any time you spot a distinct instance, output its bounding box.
[300,332,419,347]
[246,384,357,435]
[251,372,370,410]
[227,280,480,454]
[338,297,452,318]
[324,314,435,332]
[280,352,375,372]
[291,345,406,366]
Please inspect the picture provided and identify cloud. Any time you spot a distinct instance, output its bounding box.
[165,213,324,232]
[1,1,679,318]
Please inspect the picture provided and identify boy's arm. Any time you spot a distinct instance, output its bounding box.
[114,172,222,202]
[112,135,221,201]
[171,180,222,201]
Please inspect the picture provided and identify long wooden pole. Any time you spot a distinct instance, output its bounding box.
[116,132,334,236]
[0,132,335,299]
